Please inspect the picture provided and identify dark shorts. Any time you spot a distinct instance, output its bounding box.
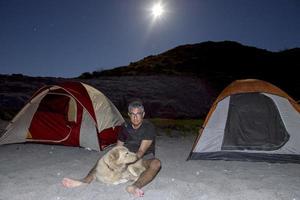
[143,153,155,160]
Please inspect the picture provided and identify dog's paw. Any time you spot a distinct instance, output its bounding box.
[128,166,139,177]
[113,179,128,185]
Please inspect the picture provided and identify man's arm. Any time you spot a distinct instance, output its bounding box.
[137,140,153,159]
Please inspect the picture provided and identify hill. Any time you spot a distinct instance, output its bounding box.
[82,41,300,99]
[1,41,299,120]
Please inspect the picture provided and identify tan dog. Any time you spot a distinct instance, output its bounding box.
[95,146,146,185]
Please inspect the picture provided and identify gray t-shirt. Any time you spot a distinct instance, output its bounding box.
[118,120,156,156]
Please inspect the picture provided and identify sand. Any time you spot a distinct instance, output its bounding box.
[1,125,300,200]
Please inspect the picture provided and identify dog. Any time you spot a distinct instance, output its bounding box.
[95,146,146,185]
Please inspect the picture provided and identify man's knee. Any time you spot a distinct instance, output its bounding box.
[150,159,161,171]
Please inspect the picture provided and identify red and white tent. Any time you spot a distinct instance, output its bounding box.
[0,81,124,151]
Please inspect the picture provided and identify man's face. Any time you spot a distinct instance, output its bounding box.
[128,107,145,128]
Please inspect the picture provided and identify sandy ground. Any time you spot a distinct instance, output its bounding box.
[1,122,300,200]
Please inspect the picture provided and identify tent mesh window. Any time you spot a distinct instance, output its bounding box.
[222,93,290,151]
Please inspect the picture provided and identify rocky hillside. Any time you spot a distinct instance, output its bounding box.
[81,76,213,118]
[0,74,214,120]
[0,74,65,119]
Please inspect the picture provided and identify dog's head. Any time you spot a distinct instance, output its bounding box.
[103,146,138,170]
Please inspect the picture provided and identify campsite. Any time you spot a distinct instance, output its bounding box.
[2,78,300,163]
[1,75,300,199]
[1,40,300,199]
[0,42,300,200]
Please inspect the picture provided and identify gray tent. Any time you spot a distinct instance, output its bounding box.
[188,79,300,163]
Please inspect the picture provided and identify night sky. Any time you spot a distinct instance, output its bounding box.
[1,0,300,78]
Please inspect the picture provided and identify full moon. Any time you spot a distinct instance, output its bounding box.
[151,3,164,19]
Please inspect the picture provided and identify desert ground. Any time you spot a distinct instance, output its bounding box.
[0,120,300,200]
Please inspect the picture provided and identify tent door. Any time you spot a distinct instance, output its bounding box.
[222,93,289,151]
[28,93,76,142]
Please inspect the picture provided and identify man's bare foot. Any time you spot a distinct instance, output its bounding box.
[62,178,86,188]
[126,185,144,197]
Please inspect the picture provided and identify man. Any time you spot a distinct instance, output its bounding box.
[117,100,161,197]
[62,100,161,198]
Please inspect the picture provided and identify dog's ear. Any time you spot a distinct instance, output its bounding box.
[103,148,124,171]
[109,148,120,162]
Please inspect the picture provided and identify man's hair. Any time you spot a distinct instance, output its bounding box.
[128,100,145,113]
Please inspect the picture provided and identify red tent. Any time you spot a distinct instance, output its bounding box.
[0,81,125,151]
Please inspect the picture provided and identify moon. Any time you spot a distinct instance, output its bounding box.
[151,2,164,19]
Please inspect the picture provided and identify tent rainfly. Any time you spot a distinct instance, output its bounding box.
[0,81,125,151]
[188,79,300,163]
